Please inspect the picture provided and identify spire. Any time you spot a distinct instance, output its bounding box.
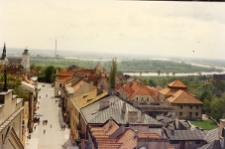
[1,43,6,60]
[1,43,8,92]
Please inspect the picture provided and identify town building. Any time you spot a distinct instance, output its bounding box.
[166,90,203,120]
[89,118,175,149]
[80,95,163,149]
[120,81,156,102]
[54,70,74,97]
[159,80,203,120]
[165,129,207,149]
[119,80,175,118]
[0,43,28,149]
[159,79,195,101]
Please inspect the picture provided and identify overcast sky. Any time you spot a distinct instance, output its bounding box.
[0,0,225,59]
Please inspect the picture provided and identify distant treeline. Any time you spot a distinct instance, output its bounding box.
[31,58,219,73]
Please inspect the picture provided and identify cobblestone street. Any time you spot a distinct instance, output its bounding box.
[26,83,72,149]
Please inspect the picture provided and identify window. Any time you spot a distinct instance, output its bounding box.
[195,140,201,144]
[141,97,144,101]
[190,105,193,109]
[179,112,182,116]
[136,97,138,101]
[147,97,149,101]
[170,140,179,144]
[180,105,183,109]
[196,105,199,109]
[195,112,198,116]
[59,84,62,87]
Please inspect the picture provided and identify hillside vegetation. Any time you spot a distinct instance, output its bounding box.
[31,58,219,73]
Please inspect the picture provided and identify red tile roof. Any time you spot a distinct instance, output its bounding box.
[138,132,162,139]
[122,81,156,100]
[56,70,73,83]
[166,90,203,104]
[90,118,174,149]
[168,80,187,88]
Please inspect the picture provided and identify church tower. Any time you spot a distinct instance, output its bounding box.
[21,48,30,72]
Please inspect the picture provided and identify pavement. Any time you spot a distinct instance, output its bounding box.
[25,83,72,149]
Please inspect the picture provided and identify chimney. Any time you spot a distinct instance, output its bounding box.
[99,100,110,110]
[134,130,138,138]
[109,117,113,129]
[128,111,138,123]
[219,119,225,139]
[140,111,145,123]
[122,102,126,113]
[175,118,179,130]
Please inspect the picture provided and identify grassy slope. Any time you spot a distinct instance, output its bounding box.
[189,119,218,130]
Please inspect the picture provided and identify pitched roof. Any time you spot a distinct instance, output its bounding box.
[122,82,155,100]
[73,80,85,92]
[90,119,172,149]
[168,80,187,88]
[56,70,73,83]
[138,132,162,139]
[166,90,203,105]
[80,95,161,125]
[197,128,220,149]
[159,88,171,96]
[197,139,222,149]
[74,91,108,109]
[204,128,219,143]
[165,129,206,140]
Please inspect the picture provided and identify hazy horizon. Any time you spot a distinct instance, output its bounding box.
[1,1,225,59]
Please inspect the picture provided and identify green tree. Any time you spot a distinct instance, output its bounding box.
[203,99,211,114]
[157,70,161,76]
[148,79,156,87]
[109,58,117,90]
[45,65,56,83]
[210,94,225,121]
[172,72,175,76]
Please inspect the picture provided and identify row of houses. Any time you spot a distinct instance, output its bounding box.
[54,65,225,149]
[0,44,39,149]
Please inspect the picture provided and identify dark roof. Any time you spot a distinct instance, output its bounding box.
[179,121,191,130]
[204,128,219,143]
[80,95,161,125]
[8,57,22,64]
[165,129,206,140]
[213,74,225,81]
[197,139,222,149]
[197,128,220,149]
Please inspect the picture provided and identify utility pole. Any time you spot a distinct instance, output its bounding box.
[55,38,57,58]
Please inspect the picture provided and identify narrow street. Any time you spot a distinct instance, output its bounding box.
[26,83,72,149]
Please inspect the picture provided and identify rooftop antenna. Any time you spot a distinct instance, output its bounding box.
[55,38,57,58]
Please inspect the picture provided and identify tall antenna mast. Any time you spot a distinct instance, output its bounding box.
[55,38,57,58]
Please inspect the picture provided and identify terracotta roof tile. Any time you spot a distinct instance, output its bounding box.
[57,70,73,76]
[138,132,162,139]
[122,83,155,100]
[56,70,73,83]
[159,88,171,95]
[118,129,137,149]
[168,80,187,88]
[166,90,203,104]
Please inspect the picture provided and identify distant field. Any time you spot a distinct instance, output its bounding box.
[189,119,218,130]
[31,58,220,73]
